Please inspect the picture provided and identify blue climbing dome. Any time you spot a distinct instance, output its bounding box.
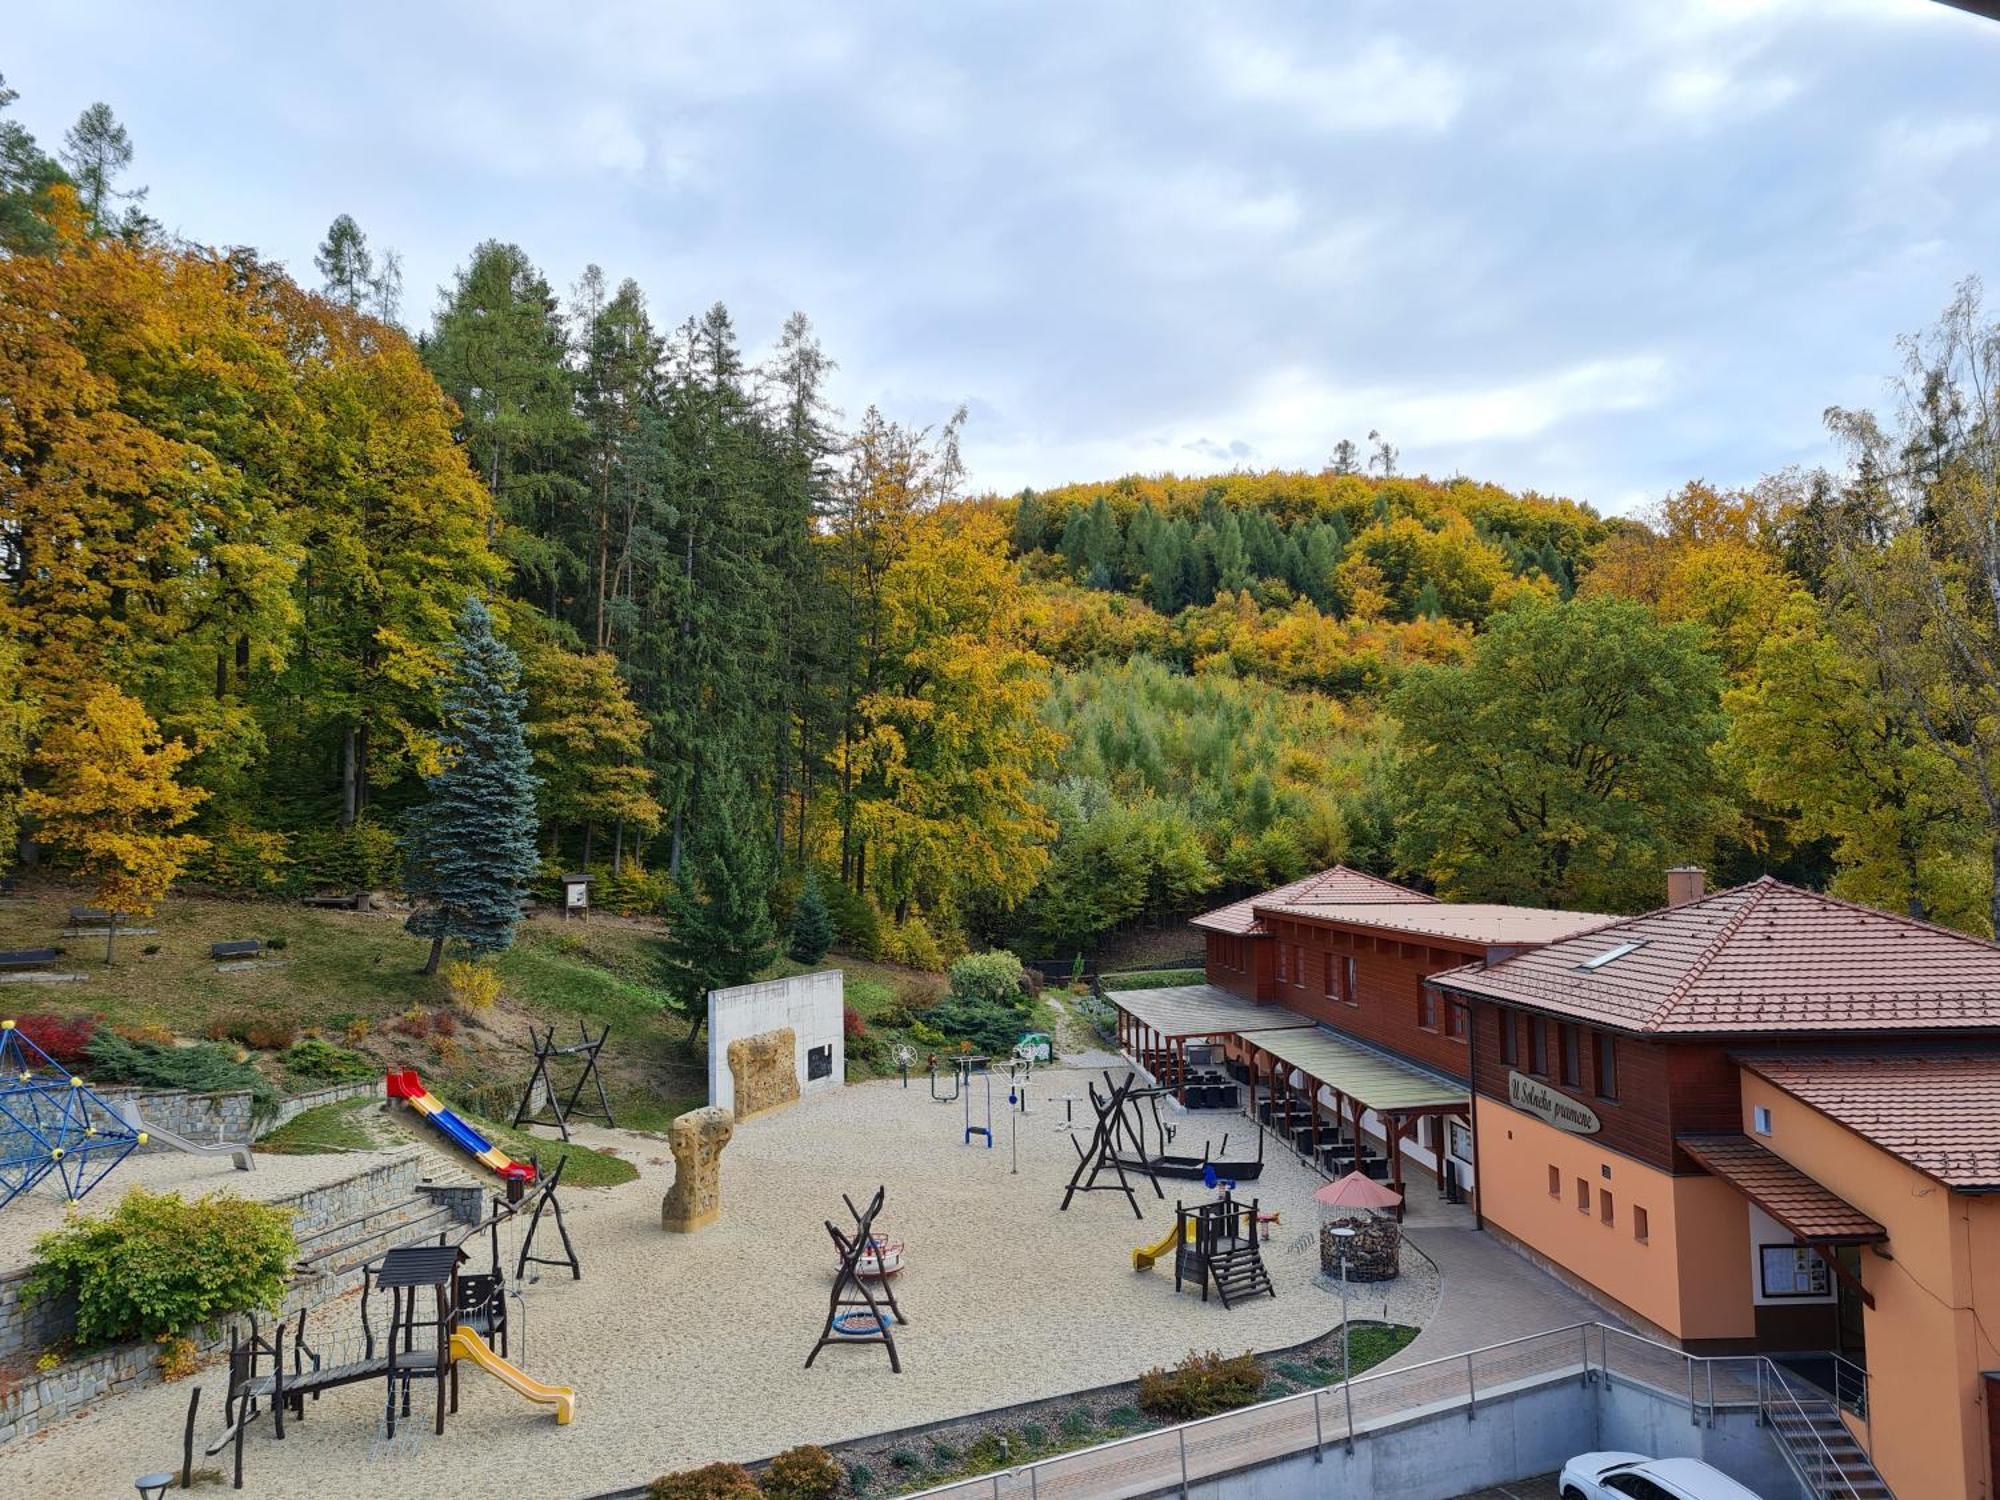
[0,1019,144,1209]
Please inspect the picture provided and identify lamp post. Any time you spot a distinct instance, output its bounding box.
[1332,1223,1357,1453]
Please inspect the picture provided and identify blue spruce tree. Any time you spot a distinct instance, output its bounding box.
[406,598,541,974]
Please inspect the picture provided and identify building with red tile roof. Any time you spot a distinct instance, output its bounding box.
[1427,870,2000,1500]
[1189,864,1433,937]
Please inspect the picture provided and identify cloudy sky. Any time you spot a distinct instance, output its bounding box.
[9,1,2000,512]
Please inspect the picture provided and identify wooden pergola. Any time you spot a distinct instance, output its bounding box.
[1239,1027,1468,1204]
[1106,985,1314,1103]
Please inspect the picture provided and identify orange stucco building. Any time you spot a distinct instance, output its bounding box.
[1117,863,2000,1496]
[1437,874,2000,1500]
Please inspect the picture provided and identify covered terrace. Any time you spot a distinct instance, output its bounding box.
[1105,983,1313,1102]
[1238,1026,1469,1205]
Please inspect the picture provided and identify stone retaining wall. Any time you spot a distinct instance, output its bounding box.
[91,1077,380,1156]
[0,1151,425,1443]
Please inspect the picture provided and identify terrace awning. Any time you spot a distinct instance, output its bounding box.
[1106,984,1318,1041]
[1245,1025,1468,1115]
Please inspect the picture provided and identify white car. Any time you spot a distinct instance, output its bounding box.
[1559,1451,1766,1500]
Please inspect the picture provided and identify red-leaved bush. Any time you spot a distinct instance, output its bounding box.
[843,1004,867,1041]
[13,1012,99,1066]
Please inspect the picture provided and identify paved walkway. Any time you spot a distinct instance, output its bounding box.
[1383,1208,1608,1373]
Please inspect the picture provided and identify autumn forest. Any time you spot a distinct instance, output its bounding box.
[6,80,2000,988]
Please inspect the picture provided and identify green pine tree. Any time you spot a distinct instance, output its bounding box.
[787,872,835,964]
[659,770,778,1037]
[404,598,541,974]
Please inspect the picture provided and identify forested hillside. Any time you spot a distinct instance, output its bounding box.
[5,80,1999,981]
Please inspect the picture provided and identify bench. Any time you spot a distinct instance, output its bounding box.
[211,939,263,961]
[0,947,60,970]
[68,905,117,925]
[302,893,357,910]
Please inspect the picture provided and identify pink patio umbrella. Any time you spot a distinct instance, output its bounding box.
[1315,1171,1403,1282]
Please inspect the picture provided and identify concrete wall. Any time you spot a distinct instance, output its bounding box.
[1183,1371,1798,1500]
[706,969,843,1116]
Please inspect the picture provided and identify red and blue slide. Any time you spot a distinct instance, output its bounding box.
[386,1069,535,1182]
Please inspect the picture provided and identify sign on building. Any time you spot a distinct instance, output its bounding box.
[1507,1070,1601,1135]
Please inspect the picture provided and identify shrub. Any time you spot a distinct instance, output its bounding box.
[441,958,502,1010]
[965,1432,1008,1468]
[291,814,401,894]
[926,1439,958,1469]
[188,825,293,894]
[922,994,1029,1056]
[760,1445,841,1500]
[880,916,946,972]
[85,1033,278,1120]
[11,1013,99,1066]
[600,860,671,917]
[1136,1350,1266,1422]
[393,1006,432,1038]
[1019,1421,1048,1450]
[207,1012,298,1051]
[24,1188,296,1347]
[279,1039,376,1083]
[112,1020,175,1047]
[430,1010,459,1039]
[1058,1408,1095,1439]
[947,950,1028,1007]
[843,1005,867,1042]
[156,1332,199,1380]
[887,1448,921,1471]
[342,1017,372,1046]
[1100,968,1204,991]
[1102,1405,1141,1429]
[645,1463,762,1500]
[845,1462,874,1495]
[820,882,880,958]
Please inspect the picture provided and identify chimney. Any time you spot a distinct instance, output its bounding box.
[1666,866,1705,908]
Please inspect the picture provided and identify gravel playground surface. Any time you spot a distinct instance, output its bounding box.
[6,1065,1440,1499]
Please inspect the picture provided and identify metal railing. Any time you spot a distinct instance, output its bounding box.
[896,1321,1885,1500]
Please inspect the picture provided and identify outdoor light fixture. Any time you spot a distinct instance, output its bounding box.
[135,1475,175,1500]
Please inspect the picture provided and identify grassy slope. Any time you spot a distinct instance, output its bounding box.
[0,885,953,1157]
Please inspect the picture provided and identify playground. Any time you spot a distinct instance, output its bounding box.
[0,1057,1439,1497]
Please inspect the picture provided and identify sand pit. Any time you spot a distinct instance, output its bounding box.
[5,1065,1437,1497]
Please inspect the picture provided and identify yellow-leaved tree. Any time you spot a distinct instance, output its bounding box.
[24,685,207,960]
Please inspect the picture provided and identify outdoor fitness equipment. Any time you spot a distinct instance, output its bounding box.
[806,1186,906,1374]
[962,1055,993,1147]
[510,1022,614,1142]
[0,1018,143,1208]
[927,1054,961,1103]
[1059,1070,1166,1221]
[892,1044,916,1088]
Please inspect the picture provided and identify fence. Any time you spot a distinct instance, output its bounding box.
[897,1320,1877,1500]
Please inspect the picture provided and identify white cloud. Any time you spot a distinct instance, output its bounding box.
[1211,32,1466,135]
[1652,64,1798,122]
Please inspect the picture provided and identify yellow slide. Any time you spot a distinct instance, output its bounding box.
[1133,1220,1192,1272]
[450,1326,577,1425]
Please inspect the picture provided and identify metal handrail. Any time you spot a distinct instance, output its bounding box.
[1762,1359,1872,1500]
[895,1320,1603,1498]
[896,1317,1884,1500]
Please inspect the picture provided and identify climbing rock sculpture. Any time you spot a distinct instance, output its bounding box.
[727,1026,799,1121]
[661,1105,734,1232]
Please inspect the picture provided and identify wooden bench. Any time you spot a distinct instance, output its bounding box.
[211,939,263,961]
[68,905,117,925]
[0,947,60,970]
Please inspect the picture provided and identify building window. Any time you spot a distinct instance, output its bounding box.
[1593,1031,1618,1101]
[1342,956,1358,1006]
[1445,1000,1467,1040]
[1753,1105,1773,1137]
[1417,984,1440,1032]
[1760,1245,1831,1299]
[1548,1164,1561,1198]
[1528,1016,1547,1076]
[1558,1024,1580,1087]
[1575,1177,1590,1214]
[1498,1009,1517,1066]
[1276,942,1289,984]
[1600,1190,1614,1227]
[1633,1206,1649,1243]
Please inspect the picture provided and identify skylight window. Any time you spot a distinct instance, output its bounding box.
[1578,940,1645,972]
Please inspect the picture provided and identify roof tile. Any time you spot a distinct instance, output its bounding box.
[1741,1052,2000,1191]
[1435,878,2000,1036]
[1191,865,1432,936]
[1678,1132,1886,1241]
